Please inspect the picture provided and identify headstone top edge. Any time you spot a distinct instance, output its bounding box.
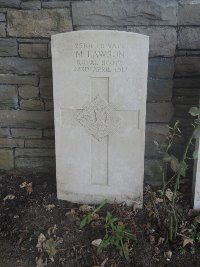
[51,30,149,41]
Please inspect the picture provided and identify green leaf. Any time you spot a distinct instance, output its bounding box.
[94,199,107,213]
[189,107,200,117]
[179,161,188,177]
[46,238,57,259]
[80,214,92,228]
[170,155,179,173]
[194,127,200,139]
[193,150,198,160]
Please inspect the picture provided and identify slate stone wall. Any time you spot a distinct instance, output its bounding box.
[0,0,199,186]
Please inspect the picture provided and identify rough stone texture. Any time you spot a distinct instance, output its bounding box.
[72,0,178,26]
[0,0,21,8]
[0,74,39,86]
[0,85,18,109]
[20,99,44,110]
[19,86,39,99]
[42,1,70,8]
[19,43,48,58]
[0,13,6,22]
[43,128,54,138]
[0,128,10,138]
[25,139,55,148]
[144,159,162,186]
[7,9,72,37]
[146,102,174,123]
[147,79,173,102]
[11,128,42,138]
[40,77,53,99]
[0,149,13,171]
[174,78,200,88]
[149,58,174,79]
[0,110,54,128]
[175,57,200,77]
[0,57,51,76]
[145,123,169,158]
[45,100,54,110]
[52,30,149,205]
[20,0,41,9]
[178,27,200,49]
[0,38,18,56]
[15,157,55,173]
[0,23,6,37]
[174,88,200,96]
[178,1,200,25]
[15,148,55,157]
[128,26,177,57]
[0,138,24,148]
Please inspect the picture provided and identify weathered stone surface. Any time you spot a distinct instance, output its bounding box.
[7,9,72,37]
[175,104,192,118]
[0,110,54,127]
[0,0,21,8]
[144,159,162,186]
[146,102,174,123]
[173,95,199,105]
[25,139,55,148]
[0,74,39,86]
[48,41,51,57]
[0,38,18,56]
[17,38,49,44]
[19,43,48,58]
[45,100,54,110]
[178,1,200,25]
[0,13,5,22]
[42,1,70,8]
[178,27,200,49]
[11,128,42,138]
[19,85,39,99]
[0,23,6,37]
[43,128,54,138]
[149,58,174,79]
[174,88,200,96]
[20,0,41,9]
[128,26,177,57]
[0,57,51,76]
[0,128,10,138]
[15,148,55,157]
[174,78,200,88]
[0,138,24,148]
[147,79,173,102]
[145,123,169,158]
[15,157,55,173]
[0,85,18,109]
[175,50,200,56]
[0,149,13,170]
[72,0,178,26]
[40,77,53,99]
[20,99,44,110]
[175,57,200,77]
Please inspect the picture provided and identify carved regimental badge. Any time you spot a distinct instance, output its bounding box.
[76,95,122,141]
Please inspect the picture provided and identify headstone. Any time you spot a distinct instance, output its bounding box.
[193,137,200,209]
[52,30,149,207]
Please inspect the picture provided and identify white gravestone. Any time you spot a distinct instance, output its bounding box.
[52,31,149,207]
[193,138,200,209]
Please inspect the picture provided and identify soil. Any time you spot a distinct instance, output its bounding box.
[0,175,200,267]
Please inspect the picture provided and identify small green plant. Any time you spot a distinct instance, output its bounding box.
[156,107,200,241]
[80,199,107,228]
[80,201,136,260]
[98,211,136,260]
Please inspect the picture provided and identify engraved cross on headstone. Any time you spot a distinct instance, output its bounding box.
[74,77,140,186]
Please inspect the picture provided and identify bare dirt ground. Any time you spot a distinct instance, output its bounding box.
[0,174,200,267]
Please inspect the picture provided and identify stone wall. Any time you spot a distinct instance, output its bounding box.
[0,0,199,185]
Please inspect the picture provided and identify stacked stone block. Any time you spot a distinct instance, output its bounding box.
[0,0,199,186]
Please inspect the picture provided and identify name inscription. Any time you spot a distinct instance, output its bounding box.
[73,42,127,73]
